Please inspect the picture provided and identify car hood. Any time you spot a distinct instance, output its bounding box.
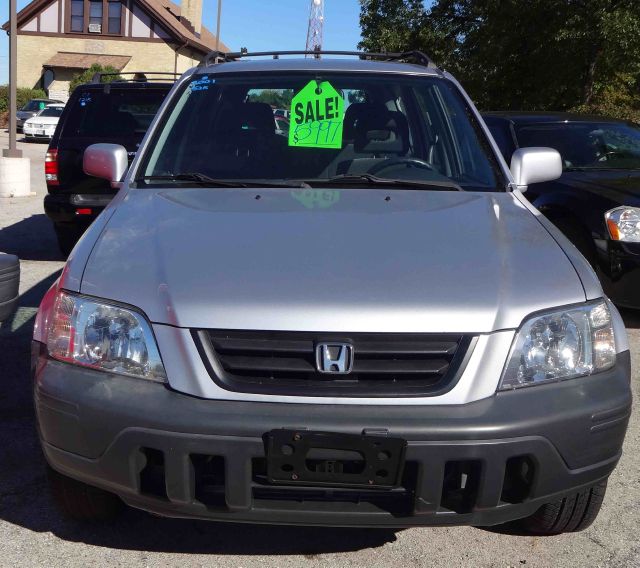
[80,188,587,333]
[25,117,58,125]
[562,170,640,201]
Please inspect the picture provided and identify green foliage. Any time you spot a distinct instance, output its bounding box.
[0,86,47,113]
[359,0,640,120]
[572,72,640,122]
[69,64,122,93]
[247,89,294,108]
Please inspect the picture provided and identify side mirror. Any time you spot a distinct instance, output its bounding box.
[83,143,128,188]
[510,147,562,191]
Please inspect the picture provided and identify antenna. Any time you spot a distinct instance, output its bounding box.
[305,0,324,58]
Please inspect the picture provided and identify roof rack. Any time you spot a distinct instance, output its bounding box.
[91,72,181,84]
[199,49,439,70]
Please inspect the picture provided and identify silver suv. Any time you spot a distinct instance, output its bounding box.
[33,51,631,534]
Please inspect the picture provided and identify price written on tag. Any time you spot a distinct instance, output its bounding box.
[288,80,345,149]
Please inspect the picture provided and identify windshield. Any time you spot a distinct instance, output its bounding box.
[139,72,503,191]
[39,106,64,118]
[63,88,168,144]
[22,100,48,112]
[516,122,640,170]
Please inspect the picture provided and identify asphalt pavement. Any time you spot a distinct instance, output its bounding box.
[0,131,638,567]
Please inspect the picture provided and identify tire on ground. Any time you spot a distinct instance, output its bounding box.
[518,479,608,535]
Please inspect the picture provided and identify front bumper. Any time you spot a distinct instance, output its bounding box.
[34,346,632,527]
[23,129,54,140]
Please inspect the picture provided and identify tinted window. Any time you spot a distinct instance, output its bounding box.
[516,122,640,170]
[141,73,503,191]
[62,88,167,144]
[39,107,64,117]
[22,100,48,111]
[483,117,516,163]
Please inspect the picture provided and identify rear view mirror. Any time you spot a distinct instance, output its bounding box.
[510,147,562,191]
[83,143,128,189]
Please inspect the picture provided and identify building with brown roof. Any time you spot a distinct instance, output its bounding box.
[3,0,229,100]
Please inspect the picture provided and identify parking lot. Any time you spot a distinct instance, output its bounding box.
[0,130,638,567]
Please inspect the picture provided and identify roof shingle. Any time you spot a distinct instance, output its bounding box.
[43,52,132,70]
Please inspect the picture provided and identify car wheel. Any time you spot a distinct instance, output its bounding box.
[54,225,82,257]
[552,217,597,268]
[518,479,608,535]
[47,466,124,521]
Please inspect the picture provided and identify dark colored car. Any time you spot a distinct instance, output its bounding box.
[44,79,173,255]
[17,98,62,131]
[484,112,640,309]
[0,253,19,323]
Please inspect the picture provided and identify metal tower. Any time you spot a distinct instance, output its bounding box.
[305,0,324,57]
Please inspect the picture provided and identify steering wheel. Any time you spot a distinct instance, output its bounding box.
[596,151,625,163]
[368,157,434,176]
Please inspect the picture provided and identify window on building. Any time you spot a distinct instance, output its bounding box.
[89,1,103,31]
[70,0,84,32]
[108,1,122,34]
[68,0,123,35]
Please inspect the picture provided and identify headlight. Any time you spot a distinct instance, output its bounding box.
[47,291,166,382]
[499,301,616,390]
[605,206,640,242]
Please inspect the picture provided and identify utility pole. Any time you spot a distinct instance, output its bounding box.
[0,0,29,199]
[215,0,222,53]
[3,0,21,158]
[305,0,324,57]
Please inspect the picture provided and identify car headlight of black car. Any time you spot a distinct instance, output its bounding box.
[605,206,640,243]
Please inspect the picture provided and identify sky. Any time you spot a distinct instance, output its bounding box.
[0,0,363,84]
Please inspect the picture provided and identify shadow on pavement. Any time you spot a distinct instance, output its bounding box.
[3,505,399,555]
[481,522,538,537]
[0,214,63,261]
[0,271,398,555]
[18,137,49,145]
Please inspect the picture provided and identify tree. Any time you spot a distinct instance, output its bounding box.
[358,0,640,120]
[69,64,122,93]
[247,89,294,108]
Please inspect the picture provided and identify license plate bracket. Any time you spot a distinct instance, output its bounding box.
[266,430,407,489]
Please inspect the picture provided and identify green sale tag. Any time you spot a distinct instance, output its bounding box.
[289,80,345,149]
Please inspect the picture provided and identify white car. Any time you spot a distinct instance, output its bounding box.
[23,103,65,141]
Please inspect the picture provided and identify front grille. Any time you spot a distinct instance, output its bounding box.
[194,330,475,397]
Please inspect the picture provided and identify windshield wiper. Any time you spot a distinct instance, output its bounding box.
[139,173,245,186]
[310,174,464,191]
[138,173,310,188]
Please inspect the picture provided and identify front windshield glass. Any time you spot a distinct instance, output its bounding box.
[39,107,64,118]
[516,122,640,170]
[139,72,503,191]
[22,100,47,112]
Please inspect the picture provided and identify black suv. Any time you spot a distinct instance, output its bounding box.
[44,75,175,255]
[484,112,640,309]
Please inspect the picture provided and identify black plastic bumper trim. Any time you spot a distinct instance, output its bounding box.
[34,347,631,527]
